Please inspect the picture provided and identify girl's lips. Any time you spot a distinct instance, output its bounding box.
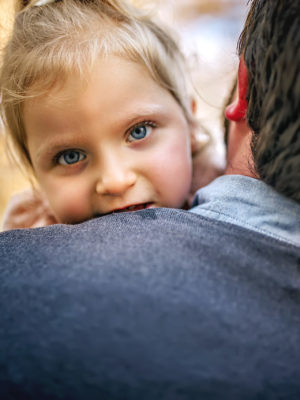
[113,202,153,213]
[95,203,154,218]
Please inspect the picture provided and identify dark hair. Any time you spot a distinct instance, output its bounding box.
[238,0,300,202]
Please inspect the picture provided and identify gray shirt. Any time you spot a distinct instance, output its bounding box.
[1,178,300,398]
[191,174,300,247]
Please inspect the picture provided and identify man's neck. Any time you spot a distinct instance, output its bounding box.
[225,120,257,178]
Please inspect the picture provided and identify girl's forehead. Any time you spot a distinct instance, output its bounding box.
[29,55,166,103]
[25,56,185,119]
[24,54,191,128]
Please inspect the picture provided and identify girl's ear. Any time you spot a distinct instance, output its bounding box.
[189,97,210,156]
[225,55,248,122]
[190,97,197,154]
[189,97,200,155]
[190,126,210,157]
[190,129,199,156]
[190,97,197,115]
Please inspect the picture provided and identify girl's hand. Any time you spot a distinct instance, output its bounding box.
[1,188,58,231]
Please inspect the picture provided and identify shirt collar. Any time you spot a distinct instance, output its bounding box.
[192,175,300,247]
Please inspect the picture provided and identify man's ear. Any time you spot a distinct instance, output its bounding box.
[225,55,248,122]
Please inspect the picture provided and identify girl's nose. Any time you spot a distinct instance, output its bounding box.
[95,162,137,196]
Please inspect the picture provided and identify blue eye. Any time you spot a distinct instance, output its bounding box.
[128,123,153,142]
[57,150,86,165]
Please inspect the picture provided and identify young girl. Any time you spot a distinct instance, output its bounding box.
[0,0,221,229]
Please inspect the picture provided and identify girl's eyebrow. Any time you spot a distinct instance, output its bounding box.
[35,140,79,163]
[34,130,89,162]
[118,105,167,128]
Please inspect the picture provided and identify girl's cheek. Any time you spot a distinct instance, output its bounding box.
[44,180,91,224]
[145,142,192,207]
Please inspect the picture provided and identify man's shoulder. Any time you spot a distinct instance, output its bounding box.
[0,207,298,263]
[0,209,300,399]
[1,208,298,293]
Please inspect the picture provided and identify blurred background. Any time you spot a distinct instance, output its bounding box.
[0,0,248,224]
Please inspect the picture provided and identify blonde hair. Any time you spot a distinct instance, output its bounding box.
[0,0,196,173]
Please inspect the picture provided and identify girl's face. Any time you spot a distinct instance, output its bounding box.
[24,56,193,223]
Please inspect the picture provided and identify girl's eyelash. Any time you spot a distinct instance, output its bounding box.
[128,120,157,133]
[53,149,84,165]
[53,151,63,164]
[54,150,66,164]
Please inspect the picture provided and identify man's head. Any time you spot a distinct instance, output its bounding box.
[226,0,300,202]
